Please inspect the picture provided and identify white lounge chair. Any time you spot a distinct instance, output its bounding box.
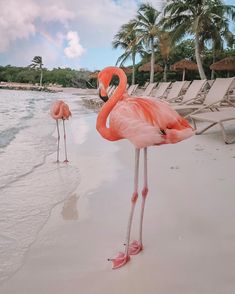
[170,79,207,105]
[181,80,191,93]
[190,107,235,144]
[142,81,149,89]
[150,82,171,98]
[173,77,235,117]
[137,82,157,96]
[127,84,139,95]
[164,81,189,102]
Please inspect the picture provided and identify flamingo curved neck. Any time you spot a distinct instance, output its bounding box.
[96,67,127,141]
[52,104,64,119]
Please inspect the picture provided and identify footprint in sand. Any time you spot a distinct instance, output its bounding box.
[195,147,204,151]
[170,166,180,170]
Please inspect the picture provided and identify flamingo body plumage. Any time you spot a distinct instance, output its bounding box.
[51,100,71,120]
[96,66,194,269]
[108,96,194,148]
[50,100,71,162]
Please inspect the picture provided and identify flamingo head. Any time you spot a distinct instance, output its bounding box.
[97,68,113,102]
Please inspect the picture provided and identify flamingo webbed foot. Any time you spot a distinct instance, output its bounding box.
[128,240,143,255]
[108,252,130,269]
[64,159,69,163]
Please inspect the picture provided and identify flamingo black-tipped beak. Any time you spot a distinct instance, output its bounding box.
[99,90,109,102]
[98,82,109,103]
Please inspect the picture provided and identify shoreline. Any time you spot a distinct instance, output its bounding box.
[0,94,235,293]
[0,82,61,92]
[0,82,97,94]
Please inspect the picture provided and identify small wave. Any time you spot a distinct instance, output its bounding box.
[0,126,26,148]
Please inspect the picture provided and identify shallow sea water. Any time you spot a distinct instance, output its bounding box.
[0,89,90,283]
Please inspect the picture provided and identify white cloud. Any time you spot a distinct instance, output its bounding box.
[69,0,138,46]
[0,0,74,52]
[59,0,166,46]
[0,0,166,53]
[0,0,167,69]
[64,31,85,58]
[40,5,74,24]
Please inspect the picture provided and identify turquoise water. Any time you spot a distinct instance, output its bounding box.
[0,89,84,284]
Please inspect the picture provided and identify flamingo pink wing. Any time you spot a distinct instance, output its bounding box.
[109,98,194,148]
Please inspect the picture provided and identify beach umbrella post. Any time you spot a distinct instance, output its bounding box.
[210,56,235,78]
[170,59,198,81]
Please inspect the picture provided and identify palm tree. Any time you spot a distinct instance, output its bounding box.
[158,31,173,81]
[135,3,161,83]
[30,56,43,86]
[112,20,145,85]
[199,2,235,78]
[162,0,235,80]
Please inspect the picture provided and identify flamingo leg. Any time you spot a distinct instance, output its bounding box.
[129,147,148,255]
[108,148,140,269]
[56,120,60,163]
[62,119,69,162]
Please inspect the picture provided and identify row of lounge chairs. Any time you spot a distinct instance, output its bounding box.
[128,78,235,144]
[82,77,235,143]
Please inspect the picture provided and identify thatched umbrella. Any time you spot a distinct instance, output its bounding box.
[120,66,133,74]
[210,56,235,77]
[89,71,100,79]
[171,59,198,81]
[138,62,163,73]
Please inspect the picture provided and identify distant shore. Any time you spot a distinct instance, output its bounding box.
[0,81,63,93]
[0,82,97,95]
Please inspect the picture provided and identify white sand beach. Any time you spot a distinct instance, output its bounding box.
[0,89,235,294]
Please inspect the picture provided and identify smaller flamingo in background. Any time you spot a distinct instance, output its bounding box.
[50,100,71,162]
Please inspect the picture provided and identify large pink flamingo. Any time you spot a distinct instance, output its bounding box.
[50,100,71,162]
[96,66,194,269]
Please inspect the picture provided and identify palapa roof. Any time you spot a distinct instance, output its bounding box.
[138,62,163,72]
[120,66,133,74]
[171,59,198,71]
[210,56,235,71]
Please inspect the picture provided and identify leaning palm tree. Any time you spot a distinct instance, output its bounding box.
[112,20,145,85]
[199,3,235,79]
[30,56,43,86]
[162,0,235,80]
[135,3,161,83]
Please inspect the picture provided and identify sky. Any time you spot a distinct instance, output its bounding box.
[0,0,234,72]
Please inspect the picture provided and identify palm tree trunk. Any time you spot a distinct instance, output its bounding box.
[40,68,43,87]
[182,69,185,81]
[132,52,136,85]
[195,33,206,80]
[150,38,155,83]
[211,47,216,80]
[163,62,167,82]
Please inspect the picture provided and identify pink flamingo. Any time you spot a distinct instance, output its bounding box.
[96,66,194,269]
[50,100,71,162]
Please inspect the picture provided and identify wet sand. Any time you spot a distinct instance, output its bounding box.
[0,95,235,294]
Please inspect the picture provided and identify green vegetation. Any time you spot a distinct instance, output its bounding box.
[0,65,92,88]
[113,0,235,84]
